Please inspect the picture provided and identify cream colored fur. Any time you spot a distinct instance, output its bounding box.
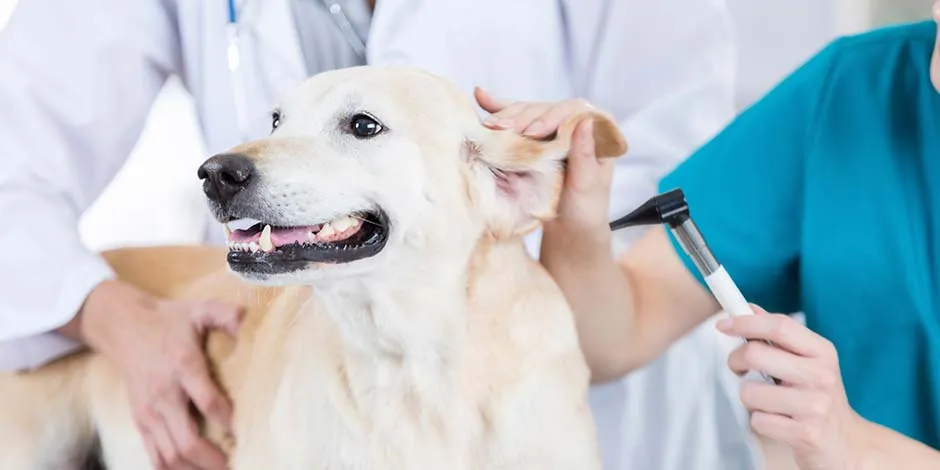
[0,66,627,470]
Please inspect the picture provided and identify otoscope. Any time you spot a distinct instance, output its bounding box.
[610,188,780,385]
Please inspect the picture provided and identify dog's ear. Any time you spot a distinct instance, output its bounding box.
[465,109,627,238]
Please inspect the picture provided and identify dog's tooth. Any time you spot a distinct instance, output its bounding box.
[240,242,249,251]
[249,242,260,253]
[318,223,335,239]
[259,225,274,252]
[307,231,318,242]
[334,216,357,232]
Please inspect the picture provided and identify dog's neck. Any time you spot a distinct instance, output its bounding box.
[313,247,474,367]
[310,231,526,372]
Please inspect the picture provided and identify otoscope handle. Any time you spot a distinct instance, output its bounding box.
[704,267,783,385]
[704,266,754,318]
[611,188,782,385]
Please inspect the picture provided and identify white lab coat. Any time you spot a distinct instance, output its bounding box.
[0,0,760,468]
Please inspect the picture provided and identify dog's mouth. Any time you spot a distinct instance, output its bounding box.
[224,209,390,275]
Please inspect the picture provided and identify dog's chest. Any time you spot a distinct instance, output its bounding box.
[232,315,482,470]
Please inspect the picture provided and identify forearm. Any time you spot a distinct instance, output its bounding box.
[540,222,637,382]
[541,221,722,383]
[858,418,940,469]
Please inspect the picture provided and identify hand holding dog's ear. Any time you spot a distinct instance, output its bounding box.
[474,87,626,158]
[475,87,591,138]
[80,281,241,470]
[552,118,617,241]
[473,89,620,246]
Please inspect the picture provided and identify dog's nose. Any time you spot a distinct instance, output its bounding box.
[198,154,255,204]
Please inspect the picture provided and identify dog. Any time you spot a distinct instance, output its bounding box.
[0,66,627,469]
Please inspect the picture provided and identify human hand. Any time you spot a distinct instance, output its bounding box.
[81,280,243,470]
[474,87,615,255]
[717,306,868,470]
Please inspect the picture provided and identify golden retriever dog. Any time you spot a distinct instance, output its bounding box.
[0,66,627,469]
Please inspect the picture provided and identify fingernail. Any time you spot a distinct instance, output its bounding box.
[716,318,732,331]
[578,119,595,151]
[523,121,544,136]
[498,118,515,129]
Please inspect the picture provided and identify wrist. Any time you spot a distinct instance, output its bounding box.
[77,280,156,357]
[849,413,880,470]
[541,219,612,269]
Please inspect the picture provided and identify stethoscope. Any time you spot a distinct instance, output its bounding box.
[226,0,368,142]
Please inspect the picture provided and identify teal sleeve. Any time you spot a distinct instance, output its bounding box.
[658,41,841,314]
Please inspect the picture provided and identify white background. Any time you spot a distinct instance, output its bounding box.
[0,0,932,250]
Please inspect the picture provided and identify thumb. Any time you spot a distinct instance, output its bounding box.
[565,118,598,191]
[191,300,245,337]
[474,86,511,114]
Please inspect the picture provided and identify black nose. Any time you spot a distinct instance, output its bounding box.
[198,154,255,204]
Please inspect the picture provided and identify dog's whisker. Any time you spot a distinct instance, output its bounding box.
[349,214,382,228]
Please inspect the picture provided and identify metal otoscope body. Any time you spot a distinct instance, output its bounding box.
[610,189,780,385]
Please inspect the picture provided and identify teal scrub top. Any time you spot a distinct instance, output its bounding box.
[660,20,940,447]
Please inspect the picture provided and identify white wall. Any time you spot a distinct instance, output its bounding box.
[727,0,846,108]
[728,0,933,108]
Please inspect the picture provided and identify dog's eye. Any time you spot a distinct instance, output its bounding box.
[350,114,384,138]
[271,111,281,131]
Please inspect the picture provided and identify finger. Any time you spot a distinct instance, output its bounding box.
[522,99,593,138]
[750,411,823,455]
[179,355,233,431]
[192,301,244,337]
[162,400,228,470]
[474,86,512,114]
[596,148,617,185]
[482,102,530,129]
[716,311,832,358]
[727,340,822,386]
[503,103,553,135]
[564,118,598,191]
[150,417,187,470]
[142,429,168,470]
[740,381,834,420]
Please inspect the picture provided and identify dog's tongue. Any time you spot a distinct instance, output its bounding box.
[231,224,320,247]
[270,226,318,247]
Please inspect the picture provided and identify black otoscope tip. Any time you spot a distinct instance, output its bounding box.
[609,188,690,231]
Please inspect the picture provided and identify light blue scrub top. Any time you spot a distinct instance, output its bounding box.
[660,20,940,448]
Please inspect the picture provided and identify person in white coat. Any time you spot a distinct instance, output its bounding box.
[0,1,752,469]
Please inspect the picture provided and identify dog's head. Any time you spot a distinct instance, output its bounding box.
[199,66,626,284]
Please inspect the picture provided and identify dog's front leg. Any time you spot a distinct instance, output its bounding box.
[478,356,603,470]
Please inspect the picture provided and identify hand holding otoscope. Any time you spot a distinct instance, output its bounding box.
[610,188,781,385]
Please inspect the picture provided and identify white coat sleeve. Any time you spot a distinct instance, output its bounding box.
[0,0,182,371]
[561,0,738,252]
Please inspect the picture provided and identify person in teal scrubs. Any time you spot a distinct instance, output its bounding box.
[479,4,940,469]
